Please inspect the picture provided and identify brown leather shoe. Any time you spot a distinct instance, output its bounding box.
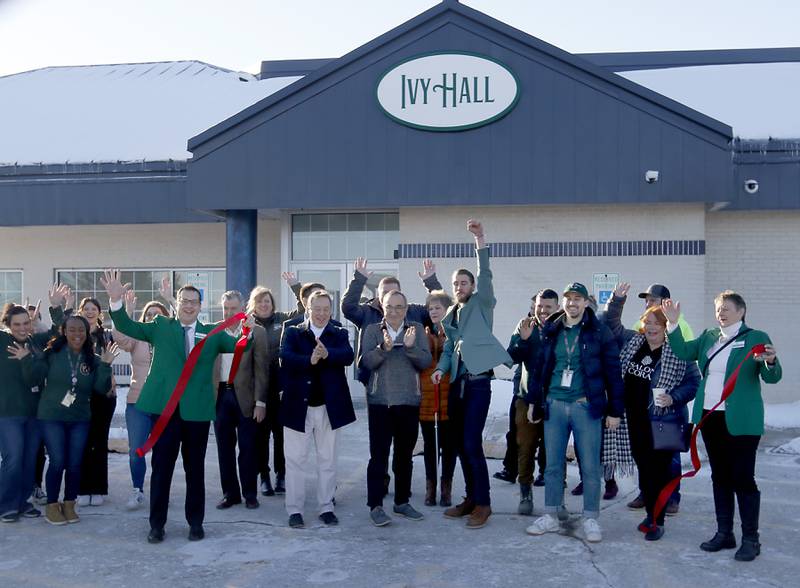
[45,503,67,526]
[443,498,475,518]
[440,478,452,507]
[62,500,80,524]
[466,505,492,529]
[424,480,437,506]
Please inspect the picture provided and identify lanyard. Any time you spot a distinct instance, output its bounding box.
[562,327,580,368]
[66,351,82,391]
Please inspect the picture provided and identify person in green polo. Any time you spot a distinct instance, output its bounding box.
[663,291,781,562]
[101,269,252,544]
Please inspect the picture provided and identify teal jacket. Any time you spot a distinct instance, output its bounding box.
[668,323,781,435]
[110,307,241,422]
[436,247,512,378]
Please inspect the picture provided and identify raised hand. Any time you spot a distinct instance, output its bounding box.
[6,341,31,360]
[27,299,41,321]
[467,219,484,237]
[354,257,372,278]
[124,289,137,316]
[519,317,534,340]
[281,272,299,286]
[403,325,416,348]
[101,342,120,364]
[613,282,631,298]
[100,269,131,303]
[64,287,74,311]
[661,299,681,324]
[382,329,394,351]
[48,283,68,308]
[418,259,436,281]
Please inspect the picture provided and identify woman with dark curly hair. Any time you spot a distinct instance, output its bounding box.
[10,315,116,525]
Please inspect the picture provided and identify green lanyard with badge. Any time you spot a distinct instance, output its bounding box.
[560,327,580,388]
[61,351,82,408]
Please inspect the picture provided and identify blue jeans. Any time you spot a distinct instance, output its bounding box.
[0,416,40,515]
[126,403,153,491]
[449,377,492,506]
[39,420,90,503]
[543,398,602,519]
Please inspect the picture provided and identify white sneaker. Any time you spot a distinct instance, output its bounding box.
[126,489,144,511]
[526,513,560,536]
[31,486,47,505]
[583,517,602,542]
[76,495,91,507]
[90,495,104,506]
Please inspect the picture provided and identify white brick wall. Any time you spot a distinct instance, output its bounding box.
[398,204,707,379]
[706,211,800,403]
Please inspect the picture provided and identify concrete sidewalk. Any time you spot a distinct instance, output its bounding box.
[1,410,798,588]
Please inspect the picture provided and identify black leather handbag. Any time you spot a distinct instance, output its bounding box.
[650,420,693,452]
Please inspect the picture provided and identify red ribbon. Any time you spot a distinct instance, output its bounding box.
[650,343,767,526]
[136,313,250,457]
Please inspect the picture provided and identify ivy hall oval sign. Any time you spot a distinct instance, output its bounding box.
[376,52,520,132]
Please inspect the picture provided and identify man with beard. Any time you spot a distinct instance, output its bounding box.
[431,220,512,529]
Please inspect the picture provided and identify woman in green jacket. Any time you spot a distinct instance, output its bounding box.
[12,315,116,526]
[663,291,781,562]
[0,286,68,522]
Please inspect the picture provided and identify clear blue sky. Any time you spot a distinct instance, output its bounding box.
[1,0,798,77]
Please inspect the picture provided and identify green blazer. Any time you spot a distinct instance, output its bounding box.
[110,307,240,421]
[437,247,512,379]
[668,322,781,435]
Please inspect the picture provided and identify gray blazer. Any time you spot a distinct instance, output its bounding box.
[360,320,432,406]
[213,323,269,418]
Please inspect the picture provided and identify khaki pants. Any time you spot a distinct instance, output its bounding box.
[514,398,544,486]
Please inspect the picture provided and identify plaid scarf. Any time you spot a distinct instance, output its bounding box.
[602,414,635,479]
[620,334,686,416]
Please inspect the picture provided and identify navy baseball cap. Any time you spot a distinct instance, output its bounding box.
[638,284,671,300]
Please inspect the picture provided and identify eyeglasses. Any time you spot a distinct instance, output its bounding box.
[178,298,201,306]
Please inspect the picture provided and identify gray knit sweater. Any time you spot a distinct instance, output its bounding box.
[360,321,432,406]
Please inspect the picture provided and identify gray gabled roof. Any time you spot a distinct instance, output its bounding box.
[188,0,731,156]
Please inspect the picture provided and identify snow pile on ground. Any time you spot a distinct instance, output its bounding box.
[771,437,800,455]
[764,400,800,430]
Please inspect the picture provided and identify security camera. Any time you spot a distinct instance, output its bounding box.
[644,170,659,184]
[744,179,759,194]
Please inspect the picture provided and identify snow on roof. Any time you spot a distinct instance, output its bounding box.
[0,61,301,165]
[619,62,800,139]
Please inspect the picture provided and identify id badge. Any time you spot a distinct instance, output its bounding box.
[561,369,574,388]
[61,391,77,408]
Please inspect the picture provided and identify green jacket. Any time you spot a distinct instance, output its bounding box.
[24,348,111,422]
[667,323,782,435]
[437,247,512,378]
[0,306,64,418]
[110,307,240,421]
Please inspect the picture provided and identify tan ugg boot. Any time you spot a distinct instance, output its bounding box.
[45,503,67,526]
[62,500,80,524]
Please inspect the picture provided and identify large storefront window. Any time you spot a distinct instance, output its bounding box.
[291,212,399,261]
[0,270,23,307]
[56,268,226,324]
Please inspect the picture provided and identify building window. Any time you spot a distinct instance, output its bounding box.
[292,212,399,261]
[0,270,23,307]
[56,268,226,324]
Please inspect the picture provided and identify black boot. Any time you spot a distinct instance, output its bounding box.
[734,491,761,562]
[701,483,736,552]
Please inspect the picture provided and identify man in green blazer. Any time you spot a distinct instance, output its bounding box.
[663,292,780,561]
[432,220,513,529]
[102,270,251,544]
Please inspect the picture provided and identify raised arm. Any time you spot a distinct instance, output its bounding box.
[102,269,155,342]
[468,220,495,309]
[341,258,370,327]
[663,300,702,362]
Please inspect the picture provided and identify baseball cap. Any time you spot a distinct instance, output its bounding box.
[563,282,589,298]
[638,284,671,300]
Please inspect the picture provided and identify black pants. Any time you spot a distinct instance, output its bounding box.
[701,410,761,537]
[149,412,210,530]
[35,443,46,487]
[501,396,518,477]
[367,404,419,508]
[628,413,674,526]
[79,394,117,495]
[214,384,258,501]
[420,420,457,482]
[257,385,284,479]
